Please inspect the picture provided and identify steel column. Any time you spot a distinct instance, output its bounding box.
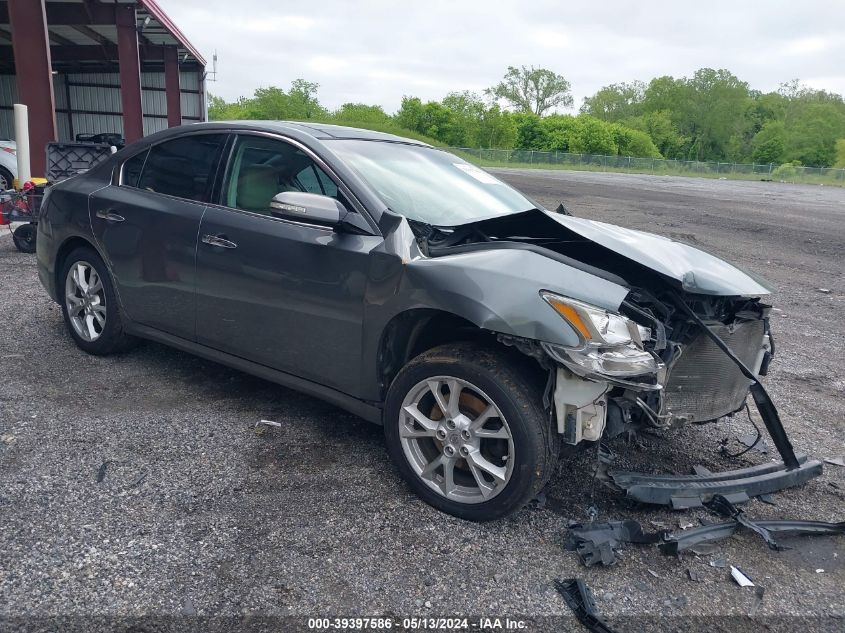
[7,0,57,177]
[163,46,181,127]
[115,4,143,143]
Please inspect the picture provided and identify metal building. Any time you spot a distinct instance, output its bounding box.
[0,0,206,175]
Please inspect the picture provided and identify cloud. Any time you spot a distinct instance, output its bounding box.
[157,0,845,112]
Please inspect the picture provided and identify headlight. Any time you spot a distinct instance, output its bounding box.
[540,291,661,384]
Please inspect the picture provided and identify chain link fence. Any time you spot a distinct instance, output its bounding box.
[448,147,845,186]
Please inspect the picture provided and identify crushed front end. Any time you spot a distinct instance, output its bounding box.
[411,207,824,507]
[538,289,822,508]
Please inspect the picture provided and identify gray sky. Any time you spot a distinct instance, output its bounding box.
[158,0,845,112]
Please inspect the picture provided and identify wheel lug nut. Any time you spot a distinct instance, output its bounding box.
[444,446,455,456]
[459,446,469,456]
[461,430,471,441]
[446,420,456,430]
[436,429,447,440]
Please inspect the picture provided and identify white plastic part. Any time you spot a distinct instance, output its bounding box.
[753,333,771,376]
[13,104,31,186]
[554,367,608,444]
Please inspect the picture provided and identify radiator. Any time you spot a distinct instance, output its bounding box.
[662,319,765,423]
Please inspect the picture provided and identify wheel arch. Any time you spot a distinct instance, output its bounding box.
[53,235,107,301]
[376,307,550,401]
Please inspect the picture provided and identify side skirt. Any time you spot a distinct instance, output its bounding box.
[126,323,384,425]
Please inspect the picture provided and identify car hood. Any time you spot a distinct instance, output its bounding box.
[545,212,773,296]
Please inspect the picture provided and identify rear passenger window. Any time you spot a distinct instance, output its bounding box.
[136,134,226,202]
[121,149,148,187]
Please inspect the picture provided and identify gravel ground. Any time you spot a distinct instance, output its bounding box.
[1,170,843,632]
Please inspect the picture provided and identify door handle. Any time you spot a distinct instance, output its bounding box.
[95,209,125,223]
[201,234,238,249]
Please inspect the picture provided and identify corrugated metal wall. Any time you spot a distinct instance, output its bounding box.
[0,70,205,142]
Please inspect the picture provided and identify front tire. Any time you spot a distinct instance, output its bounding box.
[59,246,138,355]
[384,342,558,521]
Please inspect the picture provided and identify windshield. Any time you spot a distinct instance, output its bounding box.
[326,140,538,225]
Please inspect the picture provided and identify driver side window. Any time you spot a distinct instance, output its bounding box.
[223,135,339,216]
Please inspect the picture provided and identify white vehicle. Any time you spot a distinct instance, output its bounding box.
[0,139,17,190]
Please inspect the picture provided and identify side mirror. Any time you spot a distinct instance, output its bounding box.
[269,191,348,228]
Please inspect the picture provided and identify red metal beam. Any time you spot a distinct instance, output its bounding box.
[0,2,116,25]
[115,4,143,143]
[7,0,57,176]
[0,45,174,63]
[163,45,181,128]
[139,0,206,66]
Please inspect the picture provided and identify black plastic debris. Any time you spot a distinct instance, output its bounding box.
[660,496,845,555]
[565,520,664,567]
[689,543,720,556]
[705,494,784,550]
[95,461,111,483]
[554,578,619,633]
[609,454,823,508]
[737,432,768,454]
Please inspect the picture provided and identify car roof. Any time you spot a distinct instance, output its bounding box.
[177,120,431,147]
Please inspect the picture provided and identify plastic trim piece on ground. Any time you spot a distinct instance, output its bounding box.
[554,578,620,633]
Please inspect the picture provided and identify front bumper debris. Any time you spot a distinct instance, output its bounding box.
[554,578,620,633]
[659,494,845,555]
[609,454,823,508]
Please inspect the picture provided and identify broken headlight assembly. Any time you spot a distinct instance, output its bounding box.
[539,291,662,387]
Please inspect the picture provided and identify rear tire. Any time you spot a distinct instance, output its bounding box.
[12,223,36,253]
[59,246,138,355]
[384,342,558,521]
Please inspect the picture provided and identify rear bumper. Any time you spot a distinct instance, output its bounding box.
[35,227,58,302]
[610,455,823,508]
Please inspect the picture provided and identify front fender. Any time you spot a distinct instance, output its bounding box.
[403,248,630,347]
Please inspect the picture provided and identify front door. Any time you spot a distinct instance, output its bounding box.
[90,133,227,339]
[194,134,381,396]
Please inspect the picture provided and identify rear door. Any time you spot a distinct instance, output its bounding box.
[90,133,227,339]
[194,133,381,396]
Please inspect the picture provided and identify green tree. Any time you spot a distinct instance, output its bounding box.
[513,113,548,149]
[610,123,661,158]
[835,139,845,168]
[333,103,392,126]
[580,81,645,121]
[625,110,685,158]
[751,121,786,164]
[487,66,573,115]
[287,79,326,119]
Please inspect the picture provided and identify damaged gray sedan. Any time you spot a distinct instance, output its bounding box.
[36,122,821,521]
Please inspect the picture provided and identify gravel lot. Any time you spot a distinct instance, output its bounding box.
[1,170,843,632]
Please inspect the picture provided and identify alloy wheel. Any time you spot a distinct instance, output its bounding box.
[65,261,107,342]
[398,376,515,504]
